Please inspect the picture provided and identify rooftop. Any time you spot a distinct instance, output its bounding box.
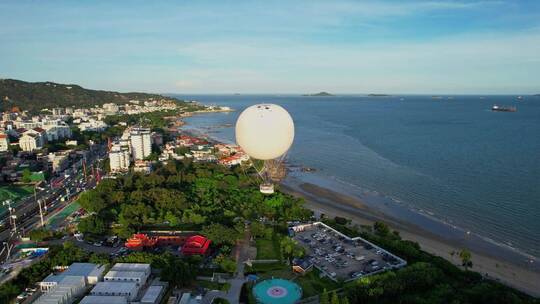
[141,285,164,303]
[80,296,128,304]
[110,263,151,273]
[91,281,138,294]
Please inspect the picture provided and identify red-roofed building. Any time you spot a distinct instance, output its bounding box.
[125,233,189,251]
[181,235,211,255]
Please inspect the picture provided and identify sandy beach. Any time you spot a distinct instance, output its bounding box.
[281,182,540,297]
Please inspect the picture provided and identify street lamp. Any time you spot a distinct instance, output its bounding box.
[34,183,46,227]
[2,200,14,229]
[10,215,17,234]
[2,241,11,264]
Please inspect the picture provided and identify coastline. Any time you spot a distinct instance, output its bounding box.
[280,182,540,297]
[178,110,540,296]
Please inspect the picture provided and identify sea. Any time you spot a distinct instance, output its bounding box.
[169,94,540,268]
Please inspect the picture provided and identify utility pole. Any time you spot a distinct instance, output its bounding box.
[2,241,11,264]
[34,182,46,227]
[10,215,17,235]
[2,200,14,230]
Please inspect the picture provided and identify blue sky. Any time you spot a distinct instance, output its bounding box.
[1,1,539,94]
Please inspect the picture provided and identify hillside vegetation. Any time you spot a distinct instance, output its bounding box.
[0,78,185,112]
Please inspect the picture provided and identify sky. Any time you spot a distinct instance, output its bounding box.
[1,1,539,94]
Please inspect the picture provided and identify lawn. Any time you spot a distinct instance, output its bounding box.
[295,269,340,298]
[0,185,33,201]
[255,238,281,260]
[0,185,34,215]
[196,280,231,292]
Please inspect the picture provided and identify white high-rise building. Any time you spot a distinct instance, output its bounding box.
[109,144,131,173]
[130,128,151,160]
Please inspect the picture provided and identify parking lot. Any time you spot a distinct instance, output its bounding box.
[292,223,406,281]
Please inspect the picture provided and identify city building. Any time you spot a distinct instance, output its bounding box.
[79,296,127,304]
[35,275,86,304]
[133,160,152,174]
[48,152,70,173]
[109,143,131,173]
[110,263,151,276]
[140,285,166,304]
[0,133,9,152]
[104,270,149,286]
[90,282,139,301]
[19,133,42,151]
[181,235,211,255]
[39,263,106,292]
[103,103,119,114]
[130,127,152,160]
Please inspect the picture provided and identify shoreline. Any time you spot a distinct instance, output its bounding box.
[281,182,540,297]
[178,111,540,296]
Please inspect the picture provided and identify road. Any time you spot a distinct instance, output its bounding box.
[0,144,107,262]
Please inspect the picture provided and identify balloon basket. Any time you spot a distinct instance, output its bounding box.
[260,183,275,194]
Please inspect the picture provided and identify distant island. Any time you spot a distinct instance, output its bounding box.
[0,78,186,112]
[534,94,540,97]
[368,94,391,97]
[302,91,334,97]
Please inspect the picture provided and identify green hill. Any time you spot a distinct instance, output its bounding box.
[0,78,186,112]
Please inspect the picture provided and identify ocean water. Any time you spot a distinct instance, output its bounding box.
[171,94,540,264]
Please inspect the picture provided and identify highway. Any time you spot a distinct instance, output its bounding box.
[0,144,107,261]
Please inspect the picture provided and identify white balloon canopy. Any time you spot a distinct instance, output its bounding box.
[235,104,294,160]
[235,104,295,194]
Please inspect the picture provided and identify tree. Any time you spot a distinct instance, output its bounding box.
[459,249,473,270]
[202,223,240,246]
[215,255,237,273]
[374,221,390,236]
[280,237,304,261]
[78,215,107,236]
[161,258,195,287]
[320,289,329,304]
[330,291,340,304]
[21,168,32,183]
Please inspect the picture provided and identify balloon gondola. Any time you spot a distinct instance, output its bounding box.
[235,104,294,194]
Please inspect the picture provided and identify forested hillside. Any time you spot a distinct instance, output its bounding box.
[0,78,185,112]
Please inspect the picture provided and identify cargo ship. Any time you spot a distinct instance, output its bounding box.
[491,105,516,112]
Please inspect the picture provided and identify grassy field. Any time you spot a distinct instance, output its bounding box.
[47,201,81,229]
[0,185,34,215]
[295,269,340,298]
[255,238,281,260]
[196,280,231,292]
[0,185,33,201]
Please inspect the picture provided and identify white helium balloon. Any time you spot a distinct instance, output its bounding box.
[235,104,294,160]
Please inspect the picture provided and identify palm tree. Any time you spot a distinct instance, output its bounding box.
[459,249,473,270]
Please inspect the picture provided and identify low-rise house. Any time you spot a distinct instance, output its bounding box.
[0,133,9,152]
[90,282,139,301]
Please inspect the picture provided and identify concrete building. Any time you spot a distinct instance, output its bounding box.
[0,133,9,152]
[141,285,165,304]
[130,127,152,160]
[90,282,139,301]
[48,152,70,173]
[52,108,65,116]
[39,263,106,292]
[110,263,151,276]
[35,275,86,304]
[109,143,131,173]
[103,103,119,114]
[19,133,42,151]
[79,296,127,304]
[42,120,72,141]
[103,270,148,286]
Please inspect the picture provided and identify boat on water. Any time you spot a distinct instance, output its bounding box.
[492,105,517,112]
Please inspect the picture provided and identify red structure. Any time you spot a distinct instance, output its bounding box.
[125,233,188,251]
[181,235,211,256]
